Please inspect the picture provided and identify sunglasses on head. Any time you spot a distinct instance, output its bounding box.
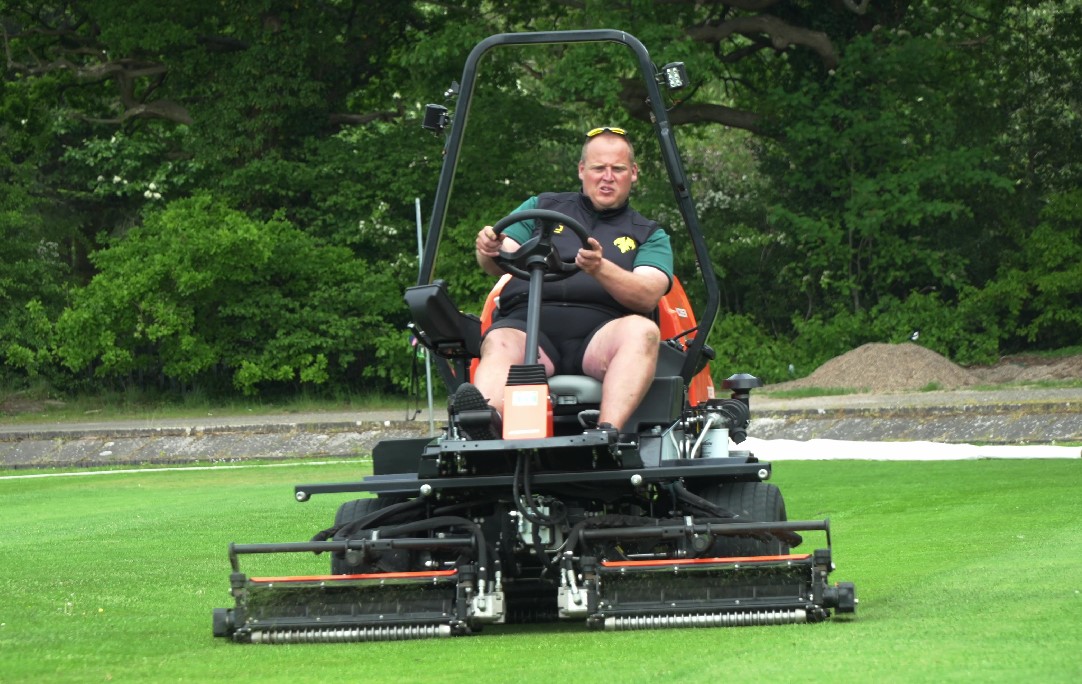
[585,126,627,139]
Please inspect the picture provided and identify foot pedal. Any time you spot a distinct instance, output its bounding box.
[577,409,601,429]
[452,383,498,440]
[583,422,618,445]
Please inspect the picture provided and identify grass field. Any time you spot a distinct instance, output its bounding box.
[2,458,1080,683]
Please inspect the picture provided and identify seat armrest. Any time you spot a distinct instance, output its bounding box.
[404,280,482,359]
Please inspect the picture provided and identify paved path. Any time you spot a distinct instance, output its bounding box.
[2,387,1080,469]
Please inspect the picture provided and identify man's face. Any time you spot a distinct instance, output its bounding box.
[578,134,638,211]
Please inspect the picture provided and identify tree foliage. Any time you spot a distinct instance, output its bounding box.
[55,195,403,394]
[2,0,1080,396]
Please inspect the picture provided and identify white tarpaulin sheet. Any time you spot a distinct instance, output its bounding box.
[741,437,1080,461]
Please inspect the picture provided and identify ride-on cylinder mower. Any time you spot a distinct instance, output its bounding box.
[212,29,856,644]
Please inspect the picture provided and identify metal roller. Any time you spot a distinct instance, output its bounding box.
[248,624,454,644]
[603,609,806,631]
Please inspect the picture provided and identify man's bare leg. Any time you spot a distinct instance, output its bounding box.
[581,315,660,431]
[472,327,555,411]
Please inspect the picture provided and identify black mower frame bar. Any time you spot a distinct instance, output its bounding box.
[294,459,771,500]
[417,29,720,383]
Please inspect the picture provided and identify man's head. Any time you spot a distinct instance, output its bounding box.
[579,127,638,211]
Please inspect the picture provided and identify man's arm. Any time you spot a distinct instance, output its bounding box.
[576,238,670,314]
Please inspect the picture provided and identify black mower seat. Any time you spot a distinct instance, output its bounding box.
[548,373,683,435]
[549,375,602,406]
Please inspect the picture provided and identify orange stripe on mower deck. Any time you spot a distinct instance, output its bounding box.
[601,554,811,568]
[250,569,458,583]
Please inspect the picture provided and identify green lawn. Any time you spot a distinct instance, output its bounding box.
[1,458,1080,683]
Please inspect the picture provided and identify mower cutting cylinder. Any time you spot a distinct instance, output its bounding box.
[215,566,506,643]
[603,610,807,631]
[249,624,453,643]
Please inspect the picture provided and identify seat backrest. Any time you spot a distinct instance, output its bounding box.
[654,277,715,405]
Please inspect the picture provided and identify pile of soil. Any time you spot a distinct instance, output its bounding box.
[765,342,1082,393]
[968,353,1082,385]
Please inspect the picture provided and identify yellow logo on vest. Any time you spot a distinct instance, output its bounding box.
[554,224,565,234]
[613,236,637,253]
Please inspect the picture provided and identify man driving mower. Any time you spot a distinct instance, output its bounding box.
[454,126,673,438]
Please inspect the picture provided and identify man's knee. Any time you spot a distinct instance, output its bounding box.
[620,315,661,351]
[481,327,526,357]
[584,315,659,376]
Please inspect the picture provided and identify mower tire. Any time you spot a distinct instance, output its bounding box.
[330,497,404,575]
[698,481,789,557]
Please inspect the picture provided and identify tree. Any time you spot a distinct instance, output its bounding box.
[55,195,403,394]
[0,77,70,384]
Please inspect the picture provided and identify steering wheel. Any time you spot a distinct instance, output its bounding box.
[489,209,591,282]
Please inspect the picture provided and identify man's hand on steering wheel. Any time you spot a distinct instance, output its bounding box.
[476,226,504,259]
[575,237,604,275]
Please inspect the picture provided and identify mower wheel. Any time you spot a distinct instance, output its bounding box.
[212,608,235,638]
[698,481,789,557]
[330,497,404,575]
[334,497,388,528]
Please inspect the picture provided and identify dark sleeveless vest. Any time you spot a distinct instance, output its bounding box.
[498,192,661,317]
